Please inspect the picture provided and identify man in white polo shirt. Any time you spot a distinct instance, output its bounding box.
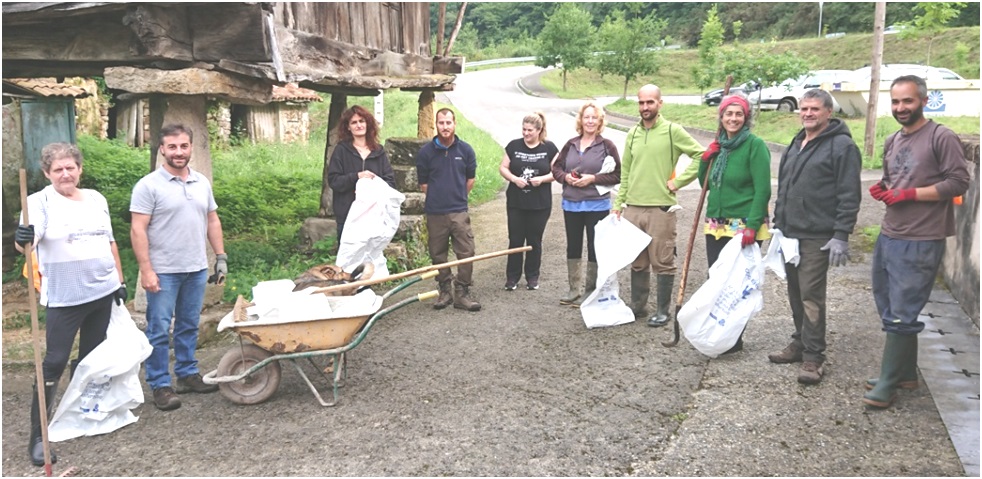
[130,124,227,411]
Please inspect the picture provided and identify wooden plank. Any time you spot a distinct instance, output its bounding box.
[322,3,339,41]
[190,3,269,62]
[297,81,381,97]
[336,2,351,44]
[363,2,383,50]
[386,3,400,52]
[348,2,365,47]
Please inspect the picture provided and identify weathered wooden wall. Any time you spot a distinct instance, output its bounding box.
[273,2,430,56]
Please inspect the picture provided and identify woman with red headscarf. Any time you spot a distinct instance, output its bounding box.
[670,93,771,353]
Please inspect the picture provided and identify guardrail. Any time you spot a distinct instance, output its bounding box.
[464,56,536,67]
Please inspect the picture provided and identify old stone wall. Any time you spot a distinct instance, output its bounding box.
[942,135,980,325]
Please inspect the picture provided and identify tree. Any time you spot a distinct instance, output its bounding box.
[692,5,725,93]
[718,46,811,114]
[899,2,966,64]
[535,3,595,91]
[595,10,667,99]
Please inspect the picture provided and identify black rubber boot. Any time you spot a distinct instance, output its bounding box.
[29,381,58,467]
[648,274,674,327]
[863,333,917,409]
[629,270,650,319]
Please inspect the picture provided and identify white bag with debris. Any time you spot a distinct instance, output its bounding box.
[336,177,406,278]
[48,303,152,442]
[580,214,652,329]
[677,238,764,357]
[593,155,620,197]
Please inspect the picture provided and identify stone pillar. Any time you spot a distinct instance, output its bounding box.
[417,90,435,139]
[136,94,223,311]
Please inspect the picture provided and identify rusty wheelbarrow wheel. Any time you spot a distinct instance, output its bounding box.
[216,344,281,405]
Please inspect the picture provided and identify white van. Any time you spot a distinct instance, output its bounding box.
[851,64,964,82]
[749,70,854,112]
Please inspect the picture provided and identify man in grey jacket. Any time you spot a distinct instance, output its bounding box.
[769,89,861,384]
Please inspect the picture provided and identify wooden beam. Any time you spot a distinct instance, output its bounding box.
[189,3,270,62]
[401,83,455,92]
[433,56,464,75]
[320,94,348,218]
[122,4,193,61]
[104,66,273,105]
[302,74,455,91]
[296,81,380,97]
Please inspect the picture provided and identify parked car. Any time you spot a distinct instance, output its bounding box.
[851,64,964,82]
[703,81,761,106]
[749,70,855,112]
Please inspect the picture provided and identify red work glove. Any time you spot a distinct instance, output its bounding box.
[741,228,756,247]
[882,188,917,206]
[869,182,889,201]
[701,141,720,162]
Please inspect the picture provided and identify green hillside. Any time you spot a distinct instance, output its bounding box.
[541,27,980,97]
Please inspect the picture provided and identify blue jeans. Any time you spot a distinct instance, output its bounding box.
[144,269,207,389]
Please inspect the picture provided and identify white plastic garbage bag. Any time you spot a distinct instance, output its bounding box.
[593,155,620,197]
[336,177,406,278]
[48,303,152,442]
[580,214,652,328]
[762,228,800,282]
[677,238,765,357]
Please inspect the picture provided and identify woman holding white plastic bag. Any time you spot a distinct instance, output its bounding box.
[14,142,126,467]
[499,112,558,290]
[327,105,396,243]
[551,102,621,306]
[671,94,771,354]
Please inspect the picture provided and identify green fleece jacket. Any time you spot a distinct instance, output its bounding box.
[695,134,772,230]
[614,116,705,210]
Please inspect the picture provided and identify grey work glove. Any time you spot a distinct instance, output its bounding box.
[208,253,228,284]
[820,238,850,267]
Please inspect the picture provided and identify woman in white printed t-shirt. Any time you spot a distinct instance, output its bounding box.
[14,142,126,467]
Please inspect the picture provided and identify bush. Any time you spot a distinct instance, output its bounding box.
[76,135,149,251]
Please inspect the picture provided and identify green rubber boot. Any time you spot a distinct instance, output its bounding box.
[863,333,918,409]
[629,270,650,318]
[648,274,674,327]
[572,262,598,307]
[559,259,583,305]
[865,335,918,391]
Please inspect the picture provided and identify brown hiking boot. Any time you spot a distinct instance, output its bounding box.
[797,361,824,385]
[434,280,453,310]
[453,283,481,312]
[153,387,182,411]
[768,342,804,364]
[176,373,218,394]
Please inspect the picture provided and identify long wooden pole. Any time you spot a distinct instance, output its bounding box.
[20,170,53,476]
[663,76,733,348]
[313,246,530,295]
[864,2,886,158]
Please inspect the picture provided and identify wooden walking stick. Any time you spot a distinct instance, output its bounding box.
[663,76,734,348]
[20,170,54,476]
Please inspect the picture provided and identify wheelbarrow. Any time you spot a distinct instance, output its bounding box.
[202,246,530,407]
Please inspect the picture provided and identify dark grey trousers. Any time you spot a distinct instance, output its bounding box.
[784,238,831,364]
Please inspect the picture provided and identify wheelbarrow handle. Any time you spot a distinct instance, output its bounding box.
[312,246,531,295]
[417,290,439,302]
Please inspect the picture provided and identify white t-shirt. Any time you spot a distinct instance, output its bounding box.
[22,186,120,307]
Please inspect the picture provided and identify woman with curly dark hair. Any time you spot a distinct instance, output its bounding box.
[327,105,396,242]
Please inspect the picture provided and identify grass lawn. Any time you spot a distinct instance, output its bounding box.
[606,99,980,168]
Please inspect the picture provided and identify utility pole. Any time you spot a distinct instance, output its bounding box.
[818,1,824,37]
[864,2,886,158]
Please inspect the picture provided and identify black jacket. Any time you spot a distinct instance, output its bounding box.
[327,142,396,225]
[774,118,861,240]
